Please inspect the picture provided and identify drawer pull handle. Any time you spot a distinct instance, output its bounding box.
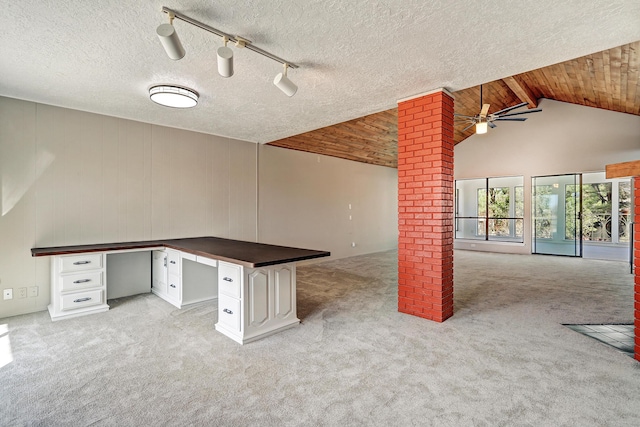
[223,277,233,282]
[170,284,176,288]
[223,308,233,315]
[170,261,176,264]
[73,279,91,284]
[73,297,92,303]
[73,261,91,265]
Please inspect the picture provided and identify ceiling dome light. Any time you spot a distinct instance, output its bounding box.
[149,85,198,108]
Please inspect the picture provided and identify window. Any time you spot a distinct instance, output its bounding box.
[477,187,510,237]
[619,181,631,243]
[455,176,524,242]
[577,183,613,241]
[533,185,554,239]
[564,177,630,244]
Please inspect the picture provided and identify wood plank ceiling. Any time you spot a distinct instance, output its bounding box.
[268,41,639,168]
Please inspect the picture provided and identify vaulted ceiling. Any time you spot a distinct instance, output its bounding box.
[269,41,640,168]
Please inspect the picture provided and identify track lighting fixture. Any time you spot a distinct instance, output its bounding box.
[154,6,300,100]
[217,37,234,78]
[156,12,185,60]
[273,63,298,97]
[149,85,198,108]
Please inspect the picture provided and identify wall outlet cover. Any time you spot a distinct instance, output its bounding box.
[3,289,12,300]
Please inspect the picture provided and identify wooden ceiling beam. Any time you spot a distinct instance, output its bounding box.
[502,76,538,108]
[605,159,640,178]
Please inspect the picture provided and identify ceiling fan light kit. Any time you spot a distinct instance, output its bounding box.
[475,121,488,134]
[455,85,542,135]
[152,6,299,107]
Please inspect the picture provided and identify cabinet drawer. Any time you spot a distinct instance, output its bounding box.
[60,254,103,273]
[167,273,181,300]
[218,294,241,332]
[218,262,242,298]
[61,271,103,292]
[60,289,103,311]
[167,250,180,276]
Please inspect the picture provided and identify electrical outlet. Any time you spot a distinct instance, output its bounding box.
[351,242,356,247]
[3,289,12,300]
[18,287,27,299]
[29,286,39,297]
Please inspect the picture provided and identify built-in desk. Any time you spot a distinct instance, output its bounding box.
[32,237,330,344]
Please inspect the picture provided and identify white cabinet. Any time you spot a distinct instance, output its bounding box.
[215,261,299,344]
[152,248,182,308]
[152,249,217,308]
[44,244,302,344]
[151,250,167,295]
[48,253,109,321]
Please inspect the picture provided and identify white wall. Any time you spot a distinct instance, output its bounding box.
[0,97,257,318]
[0,96,400,318]
[454,98,640,254]
[258,145,398,260]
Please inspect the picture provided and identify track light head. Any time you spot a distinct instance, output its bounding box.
[156,14,185,60]
[217,37,234,78]
[273,64,298,97]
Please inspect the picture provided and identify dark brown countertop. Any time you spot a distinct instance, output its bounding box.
[31,237,330,268]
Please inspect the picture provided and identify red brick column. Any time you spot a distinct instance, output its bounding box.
[397,89,454,322]
[634,177,639,362]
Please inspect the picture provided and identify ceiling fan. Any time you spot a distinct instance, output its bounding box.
[455,85,542,134]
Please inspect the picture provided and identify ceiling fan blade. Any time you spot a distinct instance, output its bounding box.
[497,109,542,118]
[494,117,527,121]
[491,102,529,116]
[488,122,497,128]
[461,122,476,133]
[480,104,490,118]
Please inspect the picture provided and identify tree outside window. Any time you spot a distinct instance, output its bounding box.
[619,181,631,242]
[477,187,510,236]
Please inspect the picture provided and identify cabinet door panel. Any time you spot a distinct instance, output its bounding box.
[248,270,269,326]
[274,266,293,318]
[152,251,167,294]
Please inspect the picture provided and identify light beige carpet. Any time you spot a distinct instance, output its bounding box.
[1,250,639,426]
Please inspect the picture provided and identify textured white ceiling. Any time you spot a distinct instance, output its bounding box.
[1,1,639,144]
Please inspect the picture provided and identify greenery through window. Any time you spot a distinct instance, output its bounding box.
[618,181,631,243]
[477,187,510,237]
[533,185,554,239]
[454,176,523,242]
[565,181,631,243]
[515,186,524,237]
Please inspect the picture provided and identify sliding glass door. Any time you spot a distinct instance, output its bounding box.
[532,174,582,256]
